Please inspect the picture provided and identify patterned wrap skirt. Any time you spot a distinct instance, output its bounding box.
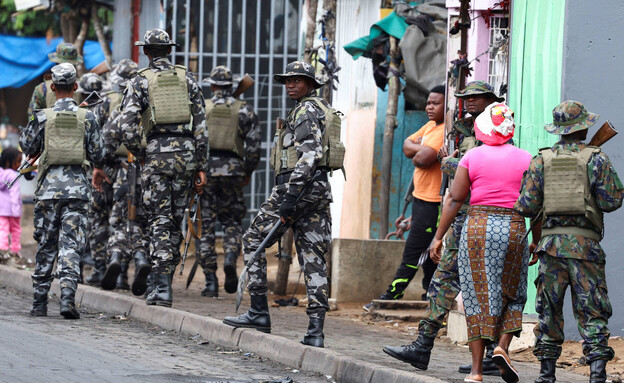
[458,205,530,342]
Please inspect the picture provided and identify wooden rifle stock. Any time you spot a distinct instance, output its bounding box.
[233,74,254,98]
[588,121,617,147]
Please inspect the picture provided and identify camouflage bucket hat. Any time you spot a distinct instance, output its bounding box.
[454,80,504,102]
[48,42,83,65]
[110,59,139,90]
[203,65,234,86]
[545,100,599,135]
[77,73,103,94]
[51,63,77,85]
[135,28,179,47]
[274,61,324,89]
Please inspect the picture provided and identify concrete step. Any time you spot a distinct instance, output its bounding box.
[371,299,429,310]
[370,308,427,322]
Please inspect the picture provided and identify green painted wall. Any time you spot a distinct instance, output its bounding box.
[508,0,566,314]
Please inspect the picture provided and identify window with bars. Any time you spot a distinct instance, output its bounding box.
[161,0,304,226]
[488,16,510,99]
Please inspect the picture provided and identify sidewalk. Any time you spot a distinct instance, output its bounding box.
[0,255,589,383]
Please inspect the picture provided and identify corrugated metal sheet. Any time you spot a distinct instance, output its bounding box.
[508,0,566,314]
[334,0,378,113]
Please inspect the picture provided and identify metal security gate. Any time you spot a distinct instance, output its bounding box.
[162,0,304,223]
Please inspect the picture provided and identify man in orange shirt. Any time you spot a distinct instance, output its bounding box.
[364,85,445,311]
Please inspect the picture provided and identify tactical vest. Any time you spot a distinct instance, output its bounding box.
[541,146,603,240]
[44,80,82,107]
[270,96,345,175]
[38,108,88,180]
[138,65,192,137]
[205,99,245,158]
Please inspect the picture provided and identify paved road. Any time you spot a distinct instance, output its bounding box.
[0,286,330,383]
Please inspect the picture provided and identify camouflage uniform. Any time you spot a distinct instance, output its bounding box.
[20,63,104,318]
[120,30,208,296]
[27,43,83,119]
[77,73,114,276]
[514,101,624,367]
[196,66,261,295]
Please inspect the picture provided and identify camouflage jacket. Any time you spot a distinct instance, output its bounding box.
[514,139,624,262]
[27,81,47,119]
[279,91,332,200]
[119,57,208,173]
[440,117,476,178]
[208,89,261,177]
[88,93,111,129]
[19,98,104,201]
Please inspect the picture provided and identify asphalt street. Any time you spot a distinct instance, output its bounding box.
[0,286,331,383]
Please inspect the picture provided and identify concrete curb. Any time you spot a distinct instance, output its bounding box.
[0,265,447,383]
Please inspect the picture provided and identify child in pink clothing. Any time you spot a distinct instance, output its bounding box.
[0,147,23,259]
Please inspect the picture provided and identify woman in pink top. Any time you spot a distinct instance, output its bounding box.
[429,103,531,383]
[0,147,23,261]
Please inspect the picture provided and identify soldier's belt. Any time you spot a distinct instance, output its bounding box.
[147,130,194,140]
[275,171,327,186]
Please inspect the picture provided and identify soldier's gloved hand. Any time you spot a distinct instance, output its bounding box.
[279,193,297,225]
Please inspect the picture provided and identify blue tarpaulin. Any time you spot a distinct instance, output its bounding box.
[0,34,108,88]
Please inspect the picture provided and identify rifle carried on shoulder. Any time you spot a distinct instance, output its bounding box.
[232,74,254,98]
[5,153,40,189]
[588,121,617,147]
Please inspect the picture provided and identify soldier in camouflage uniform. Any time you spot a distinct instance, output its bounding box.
[27,43,83,119]
[92,60,151,294]
[224,61,332,348]
[20,63,104,319]
[195,66,261,297]
[384,81,503,375]
[118,29,208,307]
[514,101,624,383]
[75,73,113,287]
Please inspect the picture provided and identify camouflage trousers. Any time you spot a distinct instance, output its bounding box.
[90,177,113,263]
[533,254,614,362]
[419,211,466,338]
[32,199,88,296]
[143,169,194,273]
[196,176,246,272]
[107,164,149,262]
[244,183,331,318]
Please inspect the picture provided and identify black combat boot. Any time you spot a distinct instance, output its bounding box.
[383,333,435,370]
[85,259,106,285]
[30,290,48,317]
[459,342,501,376]
[201,270,218,297]
[589,359,607,383]
[223,252,238,294]
[144,271,156,298]
[115,261,130,290]
[145,269,173,308]
[223,294,271,333]
[301,313,325,348]
[101,251,123,290]
[535,359,557,383]
[131,250,151,296]
[59,288,80,319]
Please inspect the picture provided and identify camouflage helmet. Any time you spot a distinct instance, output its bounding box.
[51,63,77,85]
[135,28,179,47]
[203,65,234,86]
[454,80,504,102]
[110,59,139,91]
[545,100,599,135]
[48,42,83,65]
[77,73,103,94]
[274,61,324,89]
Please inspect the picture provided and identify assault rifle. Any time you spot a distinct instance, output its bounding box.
[588,121,617,147]
[439,110,457,196]
[126,153,138,244]
[179,191,202,276]
[79,91,104,108]
[5,153,40,189]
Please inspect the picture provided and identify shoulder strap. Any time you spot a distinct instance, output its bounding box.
[579,146,600,163]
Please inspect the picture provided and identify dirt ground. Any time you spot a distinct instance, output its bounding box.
[10,240,624,381]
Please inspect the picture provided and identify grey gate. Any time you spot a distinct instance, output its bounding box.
[162,0,304,223]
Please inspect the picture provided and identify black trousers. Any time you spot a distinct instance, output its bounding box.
[385,197,440,299]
